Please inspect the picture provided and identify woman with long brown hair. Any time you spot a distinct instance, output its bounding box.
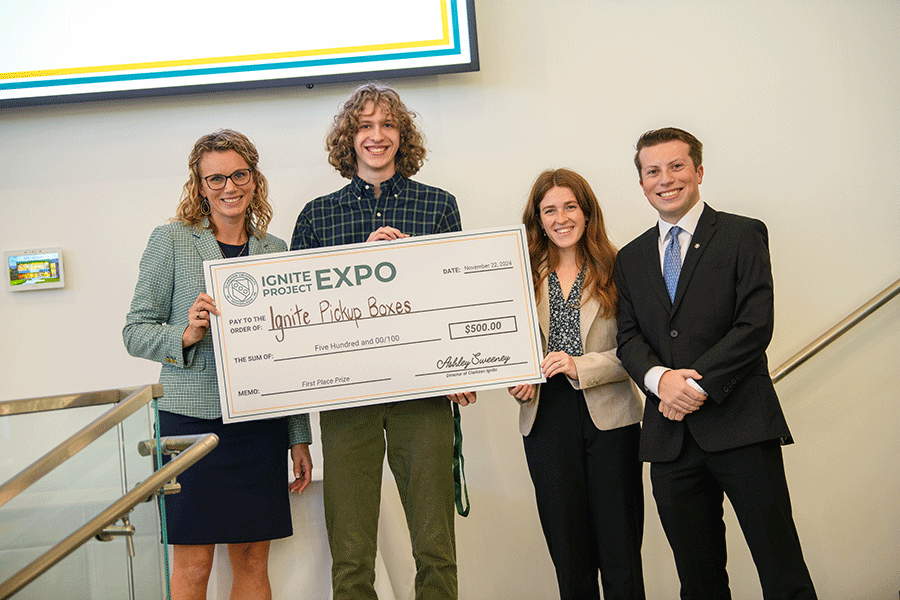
[509,168,645,600]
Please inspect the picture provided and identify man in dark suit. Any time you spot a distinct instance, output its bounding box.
[615,127,817,599]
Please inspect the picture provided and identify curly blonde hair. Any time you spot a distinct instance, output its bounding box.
[522,168,619,318]
[174,129,273,239]
[326,83,427,179]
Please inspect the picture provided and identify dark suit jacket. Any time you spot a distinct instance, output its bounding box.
[615,204,792,462]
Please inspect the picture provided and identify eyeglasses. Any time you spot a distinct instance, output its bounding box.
[202,168,253,190]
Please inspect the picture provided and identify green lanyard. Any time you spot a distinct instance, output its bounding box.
[452,403,469,517]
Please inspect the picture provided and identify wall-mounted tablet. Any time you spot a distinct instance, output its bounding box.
[5,248,65,291]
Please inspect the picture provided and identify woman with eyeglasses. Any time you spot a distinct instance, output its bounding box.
[509,169,645,600]
[124,129,311,600]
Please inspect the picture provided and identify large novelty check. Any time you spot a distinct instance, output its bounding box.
[204,226,545,422]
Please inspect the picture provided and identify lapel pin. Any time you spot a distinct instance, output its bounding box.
[694,243,700,249]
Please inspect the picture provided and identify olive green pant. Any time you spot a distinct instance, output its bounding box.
[320,397,458,600]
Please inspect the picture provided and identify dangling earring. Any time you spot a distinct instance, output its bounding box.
[246,192,257,219]
[200,198,210,216]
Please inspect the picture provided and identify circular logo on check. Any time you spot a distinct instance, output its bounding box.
[222,272,259,307]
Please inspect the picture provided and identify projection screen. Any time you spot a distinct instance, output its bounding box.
[0,0,478,108]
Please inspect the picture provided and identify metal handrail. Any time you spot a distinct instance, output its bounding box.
[0,384,163,417]
[137,434,213,457]
[0,433,219,600]
[0,384,164,508]
[771,276,900,384]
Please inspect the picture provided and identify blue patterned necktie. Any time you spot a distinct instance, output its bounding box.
[663,226,683,302]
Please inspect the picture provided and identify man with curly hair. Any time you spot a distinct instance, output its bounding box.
[291,83,474,600]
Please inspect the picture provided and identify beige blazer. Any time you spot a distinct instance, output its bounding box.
[517,278,644,436]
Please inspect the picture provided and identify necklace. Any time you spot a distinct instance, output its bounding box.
[217,239,248,258]
[563,262,587,309]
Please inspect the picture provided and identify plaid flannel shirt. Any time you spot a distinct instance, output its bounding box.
[291,173,461,250]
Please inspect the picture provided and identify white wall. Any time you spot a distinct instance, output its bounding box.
[2,1,899,598]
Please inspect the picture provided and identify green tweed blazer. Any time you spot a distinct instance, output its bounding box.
[124,221,311,446]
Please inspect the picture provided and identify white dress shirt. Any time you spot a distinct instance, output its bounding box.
[643,200,709,398]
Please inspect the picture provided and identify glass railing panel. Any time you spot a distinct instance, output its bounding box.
[0,403,164,600]
[120,404,168,600]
